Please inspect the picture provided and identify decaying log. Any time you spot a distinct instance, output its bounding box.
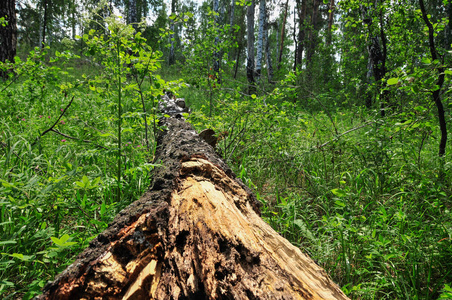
[37,96,349,300]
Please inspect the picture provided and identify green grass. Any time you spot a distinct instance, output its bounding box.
[1,50,451,299]
[181,76,452,299]
[0,55,157,298]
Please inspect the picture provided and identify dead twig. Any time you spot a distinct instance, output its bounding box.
[318,120,376,149]
[49,129,108,150]
[31,96,75,147]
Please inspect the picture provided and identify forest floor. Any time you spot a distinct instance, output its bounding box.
[0,58,451,299]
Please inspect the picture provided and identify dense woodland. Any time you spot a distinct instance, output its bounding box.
[1,0,452,298]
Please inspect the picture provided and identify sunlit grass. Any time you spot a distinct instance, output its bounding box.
[0,60,155,299]
[184,81,452,300]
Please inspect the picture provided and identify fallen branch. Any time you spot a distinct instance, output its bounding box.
[49,129,108,150]
[31,96,75,147]
[318,120,376,149]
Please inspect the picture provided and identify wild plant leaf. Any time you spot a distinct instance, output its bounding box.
[387,78,399,85]
[331,188,346,198]
[51,234,76,247]
[10,253,34,261]
[0,240,16,246]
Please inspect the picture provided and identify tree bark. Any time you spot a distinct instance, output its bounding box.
[293,4,297,71]
[71,0,76,40]
[36,97,350,300]
[213,0,220,76]
[41,0,48,48]
[295,0,306,70]
[306,0,320,68]
[168,0,177,65]
[326,0,335,46]
[275,20,279,66]
[229,0,235,31]
[265,13,274,83]
[246,0,256,93]
[228,0,235,61]
[419,0,447,157]
[361,1,387,115]
[128,0,138,30]
[255,0,266,82]
[277,0,289,71]
[0,0,17,77]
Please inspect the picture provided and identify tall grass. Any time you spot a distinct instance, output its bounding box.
[1,42,451,299]
[182,79,452,299]
[0,43,159,297]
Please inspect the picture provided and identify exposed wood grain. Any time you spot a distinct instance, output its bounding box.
[37,97,349,300]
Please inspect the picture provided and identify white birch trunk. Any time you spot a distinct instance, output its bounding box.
[255,0,266,82]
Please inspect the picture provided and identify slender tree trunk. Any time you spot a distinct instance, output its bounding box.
[445,0,452,50]
[277,0,289,70]
[365,56,373,108]
[234,44,241,79]
[128,0,138,30]
[295,0,306,69]
[213,0,220,75]
[293,4,297,71]
[0,0,16,78]
[378,3,388,116]
[168,0,177,65]
[419,0,447,157]
[228,0,235,60]
[255,0,266,82]
[71,0,76,40]
[306,0,320,67]
[229,0,235,29]
[246,0,256,93]
[326,0,335,46]
[361,2,387,115]
[233,11,245,79]
[275,21,279,65]
[265,16,273,83]
[41,0,48,48]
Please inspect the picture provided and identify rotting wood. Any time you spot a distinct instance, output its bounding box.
[36,96,349,300]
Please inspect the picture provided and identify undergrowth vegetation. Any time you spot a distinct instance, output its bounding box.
[0,19,181,298]
[180,75,452,299]
[1,13,452,300]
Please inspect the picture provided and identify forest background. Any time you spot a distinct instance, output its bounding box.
[0,0,452,299]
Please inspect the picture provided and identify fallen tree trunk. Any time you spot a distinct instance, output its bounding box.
[37,97,349,300]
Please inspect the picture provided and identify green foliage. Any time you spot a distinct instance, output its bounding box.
[184,70,452,299]
[180,6,238,116]
[0,13,169,298]
[4,0,452,298]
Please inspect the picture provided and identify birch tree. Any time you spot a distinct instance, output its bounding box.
[255,0,266,82]
[264,8,273,83]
